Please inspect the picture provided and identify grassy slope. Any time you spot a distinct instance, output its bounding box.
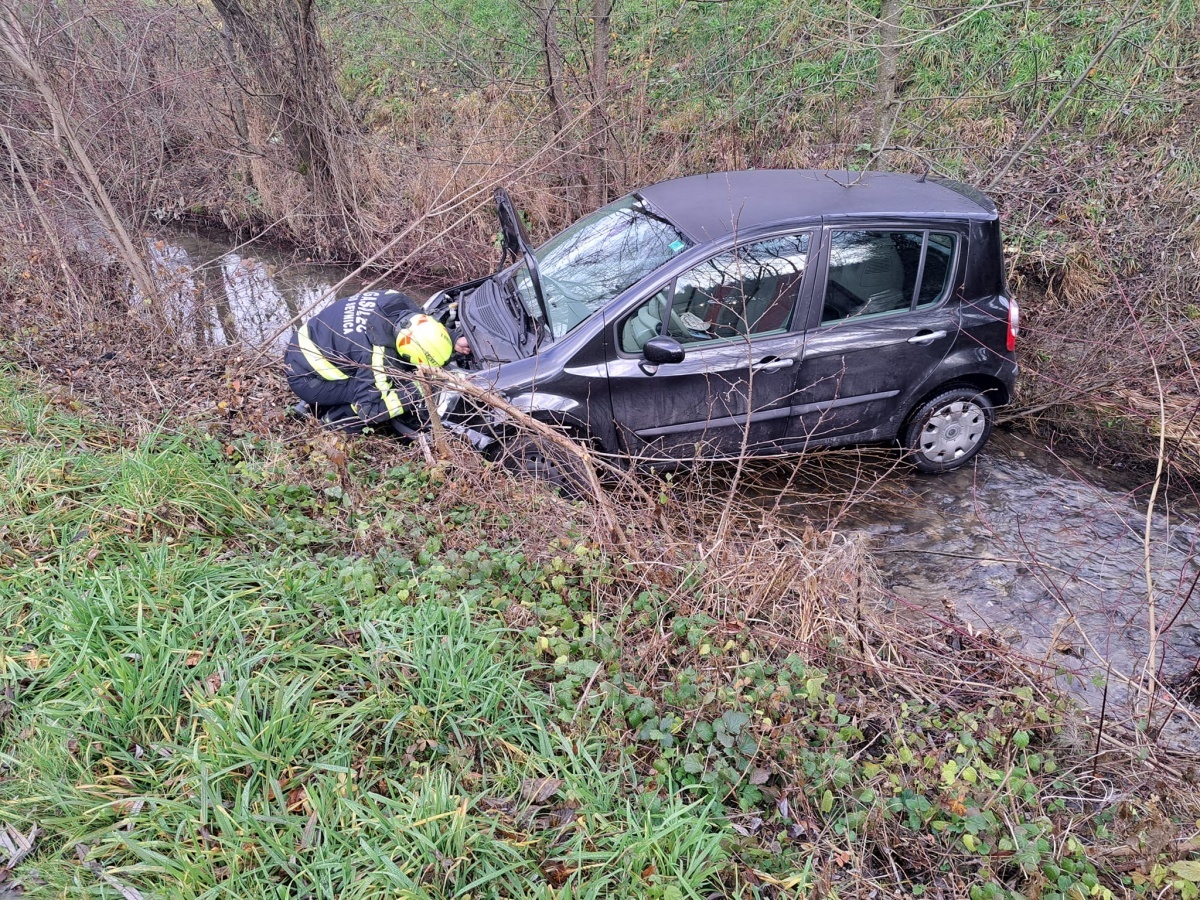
[2,366,1199,897]
[0,373,728,897]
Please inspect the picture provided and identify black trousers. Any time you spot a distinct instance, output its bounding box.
[284,345,425,436]
[284,345,364,432]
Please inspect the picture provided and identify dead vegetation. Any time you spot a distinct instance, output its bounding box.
[1,0,1197,486]
[2,262,1200,893]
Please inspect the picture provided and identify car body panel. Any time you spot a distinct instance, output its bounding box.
[425,169,1017,469]
[607,329,806,458]
[638,170,996,243]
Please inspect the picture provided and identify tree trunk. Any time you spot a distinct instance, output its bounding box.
[534,0,586,209]
[535,0,569,137]
[870,0,902,154]
[586,0,614,207]
[208,0,372,250]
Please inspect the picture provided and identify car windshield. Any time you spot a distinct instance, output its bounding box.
[513,195,691,339]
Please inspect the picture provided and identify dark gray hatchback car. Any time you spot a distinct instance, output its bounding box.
[426,169,1018,476]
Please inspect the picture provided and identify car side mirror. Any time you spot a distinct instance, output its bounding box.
[642,336,685,365]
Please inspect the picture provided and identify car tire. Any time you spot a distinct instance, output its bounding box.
[903,387,994,473]
[492,432,593,499]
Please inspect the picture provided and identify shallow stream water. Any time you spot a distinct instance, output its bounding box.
[152,228,1200,747]
[149,228,374,349]
[828,434,1199,747]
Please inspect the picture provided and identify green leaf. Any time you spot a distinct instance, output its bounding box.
[568,659,599,677]
[1171,860,1200,883]
[722,710,750,734]
[820,789,834,813]
[965,813,993,834]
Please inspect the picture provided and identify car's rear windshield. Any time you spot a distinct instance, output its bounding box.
[515,195,692,338]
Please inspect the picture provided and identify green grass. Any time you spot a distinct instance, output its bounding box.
[2,368,1197,897]
[0,371,732,898]
[322,0,1193,151]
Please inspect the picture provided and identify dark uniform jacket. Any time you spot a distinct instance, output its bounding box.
[285,290,425,431]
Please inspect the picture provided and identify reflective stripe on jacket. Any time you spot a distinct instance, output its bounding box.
[287,290,422,425]
[371,344,405,418]
[297,324,349,381]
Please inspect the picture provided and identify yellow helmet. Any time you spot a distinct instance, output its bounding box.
[395,314,454,368]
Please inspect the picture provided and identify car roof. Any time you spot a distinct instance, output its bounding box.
[637,169,997,242]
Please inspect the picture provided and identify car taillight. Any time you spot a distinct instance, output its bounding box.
[1006,297,1019,352]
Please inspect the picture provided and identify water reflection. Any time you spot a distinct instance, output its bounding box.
[148,229,371,348]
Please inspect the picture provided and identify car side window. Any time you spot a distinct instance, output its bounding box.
[620,233,809,353]
[917,232,955,308]
[620,289,672,353]
[821,230,957,324]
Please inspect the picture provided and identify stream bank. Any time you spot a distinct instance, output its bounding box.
[125,228,1200,746]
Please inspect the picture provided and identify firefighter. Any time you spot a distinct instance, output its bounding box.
[284,289,465,434]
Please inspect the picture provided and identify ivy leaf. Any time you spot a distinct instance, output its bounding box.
[819,789,834,813]
[965,813,993,834]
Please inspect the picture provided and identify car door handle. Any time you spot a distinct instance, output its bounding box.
[751,357,795,372]
[907,330,947,345]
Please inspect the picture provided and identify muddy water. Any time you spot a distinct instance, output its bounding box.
[152,229,1200,745]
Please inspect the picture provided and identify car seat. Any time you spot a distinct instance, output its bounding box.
[743,272,802,333]
[827,236,906,318]
[623,292,685,352]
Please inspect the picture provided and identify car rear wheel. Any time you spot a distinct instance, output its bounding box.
[903,388,994,473]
